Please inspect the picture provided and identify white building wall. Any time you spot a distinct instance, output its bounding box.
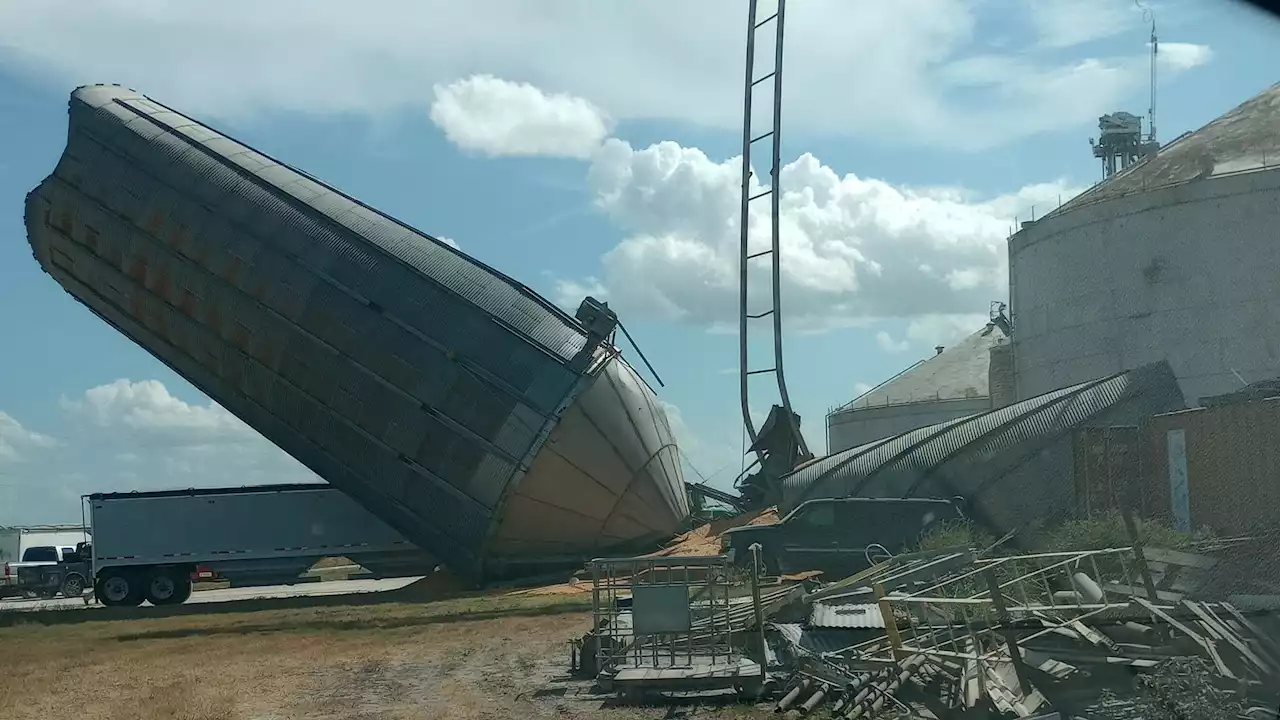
[827,397,991,454]
[1009,167,1280,405]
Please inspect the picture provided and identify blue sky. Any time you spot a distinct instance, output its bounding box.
[0,0,1276,523]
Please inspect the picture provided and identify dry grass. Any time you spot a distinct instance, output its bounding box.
[0,592,773,720]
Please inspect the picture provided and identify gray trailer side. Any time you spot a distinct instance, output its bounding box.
[88,484,435,607]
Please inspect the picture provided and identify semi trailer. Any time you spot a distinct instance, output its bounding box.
[82,483,434,607]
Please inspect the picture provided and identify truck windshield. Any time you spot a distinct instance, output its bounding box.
[20,546,57,562]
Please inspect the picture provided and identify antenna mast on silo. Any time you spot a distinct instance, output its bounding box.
[1138,0,1158,145]
[736,0,812,502]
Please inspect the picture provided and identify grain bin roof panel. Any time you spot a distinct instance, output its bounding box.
[25,84,688,582]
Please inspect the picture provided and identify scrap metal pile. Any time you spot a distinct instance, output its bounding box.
[766,537,1280,718]
[572,533,1280,719]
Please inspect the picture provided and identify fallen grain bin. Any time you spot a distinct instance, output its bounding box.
[785,361,1185,541]
[24,84,689,584]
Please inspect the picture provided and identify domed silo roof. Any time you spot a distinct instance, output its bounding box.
[826,323,1008,453]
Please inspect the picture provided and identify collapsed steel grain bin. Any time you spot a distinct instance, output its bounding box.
[785,361,1185,542]
[24,85,688,583]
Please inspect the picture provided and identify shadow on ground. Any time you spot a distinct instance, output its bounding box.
[108,600,590,641]
[0,573,584,629]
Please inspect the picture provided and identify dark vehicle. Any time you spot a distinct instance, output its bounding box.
[14,542,92,600]
[722,497,966,578]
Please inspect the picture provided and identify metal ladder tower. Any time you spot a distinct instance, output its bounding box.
[738,0,811,462]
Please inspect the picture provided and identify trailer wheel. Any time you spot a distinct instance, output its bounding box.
[96,569,144,607]
[144,569,182,605]
[60,574,86,599]
[167,575,193,605]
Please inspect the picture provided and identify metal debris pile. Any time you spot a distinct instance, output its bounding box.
[765,538,1280,718]
[569,533,1280,717]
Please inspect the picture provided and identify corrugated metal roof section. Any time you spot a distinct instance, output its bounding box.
[809,600,887,629]
[781,362,1184,534]
[24,85,688,582]
[771,623,864,657]
[834,324,1007,413]
[1048,82,1280,216]
[69,84,588,364]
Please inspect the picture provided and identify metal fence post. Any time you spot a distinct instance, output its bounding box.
[749,542,768,681]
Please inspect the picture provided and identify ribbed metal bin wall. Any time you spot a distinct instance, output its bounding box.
[781,362,1184,539]
[25,85,688,581]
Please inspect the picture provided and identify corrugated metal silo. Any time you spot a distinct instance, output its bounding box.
[1011,83,1280,405]
[24,85,688,583]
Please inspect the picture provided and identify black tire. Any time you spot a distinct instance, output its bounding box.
[144,568,184,606]
[168,576,193,605]
[760,547,781,576]
[96,569,144,607]
[60,574,86,599]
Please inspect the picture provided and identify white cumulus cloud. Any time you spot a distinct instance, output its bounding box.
[0,411,57,462]
[876,332,911,354]
[562,138,1083,332]
[0,0,1215,151]
[59,379,320,483]
[61,379,249,445]
[1158,42,1214,72]
[430,75,611,158]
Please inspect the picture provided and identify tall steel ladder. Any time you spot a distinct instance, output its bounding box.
[738,0,810,462]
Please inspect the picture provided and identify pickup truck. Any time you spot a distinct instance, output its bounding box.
[721,497,967,578]
[4,544,85,599]
[13,544,92,600]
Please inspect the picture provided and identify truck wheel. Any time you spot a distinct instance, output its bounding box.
[144,569,182,605]
[760,548,781,576]
[96,570,144,607]
[167,576,193,605]
[60,574,86,599]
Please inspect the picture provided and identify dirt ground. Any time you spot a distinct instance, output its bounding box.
[0,591,774,720]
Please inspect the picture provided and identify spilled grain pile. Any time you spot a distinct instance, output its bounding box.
[504,508,783,596]
[643,507,780,558]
